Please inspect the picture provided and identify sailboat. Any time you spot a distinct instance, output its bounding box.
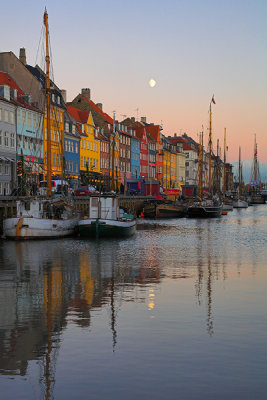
[187,101,222,218]
[3,10,79,239]
[248,135,265,204]
[233,147,248,208]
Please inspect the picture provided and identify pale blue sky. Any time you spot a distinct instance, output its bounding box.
[1,0,267,161]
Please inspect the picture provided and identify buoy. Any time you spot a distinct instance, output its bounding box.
[140,212,144,218]
[221,211,228,215]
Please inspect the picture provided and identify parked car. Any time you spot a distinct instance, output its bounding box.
[38,180,71,195]
[74,185,98,196]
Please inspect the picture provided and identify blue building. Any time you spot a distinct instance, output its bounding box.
[64,111,80,186]
[130,129,140,178]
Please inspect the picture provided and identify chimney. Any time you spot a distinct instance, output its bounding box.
[96,103,103,111]
[131,117,135,122]
[141,116,146,123]
[81,88,91,100]
[61,89,67,103]
[19,48,27,65]
[174,133,177,137]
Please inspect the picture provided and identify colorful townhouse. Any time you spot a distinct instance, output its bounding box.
[162,135,173,189]
[109,129,120,191]
[64,111,80,184]
[130,128,140,179]
[144,123,163,185]
[67,106,100,182]
[0,80,17,195]
[168,136,186,189]
[117,122,131,187]
[70,88,113,185]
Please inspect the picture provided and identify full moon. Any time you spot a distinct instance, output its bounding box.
[148,79,156,88]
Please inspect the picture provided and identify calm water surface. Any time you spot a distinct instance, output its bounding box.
[0,205,267,399]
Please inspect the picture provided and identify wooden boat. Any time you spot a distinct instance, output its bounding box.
[77,195,136,238]
[3,10,78,239]
[187,200,222,218]
[143,202,157,218]
[3,198,78,239]
[155,203,186,218]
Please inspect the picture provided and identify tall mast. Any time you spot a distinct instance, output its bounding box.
[198,128,203,198]
[208,103,212,193]
[254,134,257,182]
[223,128,226,193]
[241,147,243,189]
[111,112,115,191]
[44,9,52,197]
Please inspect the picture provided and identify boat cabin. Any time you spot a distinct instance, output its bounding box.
[89,195,123,220]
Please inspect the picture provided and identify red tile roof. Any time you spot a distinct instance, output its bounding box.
[0,71,41,112]
[81,96,113,124]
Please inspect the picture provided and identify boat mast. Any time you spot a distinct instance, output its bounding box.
[208,102,212,193]
[254,134,257,182]
[44,10,52,197]
[223,128,226,193]
[198,128,203,198]
[241,147,243,194]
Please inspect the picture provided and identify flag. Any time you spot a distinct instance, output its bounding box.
[212,96,216,104]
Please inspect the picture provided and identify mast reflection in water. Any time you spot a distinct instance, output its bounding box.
[0,205,267,399]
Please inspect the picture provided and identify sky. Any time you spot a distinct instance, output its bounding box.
[1,0,267,163]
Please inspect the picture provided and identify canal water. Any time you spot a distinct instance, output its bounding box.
[0,205,266,399]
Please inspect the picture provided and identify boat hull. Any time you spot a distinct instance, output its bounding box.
[187,205,222,218]
[156,205,185,219]
[3,216,79,239]
[233,200,248,208]
[77,218,136,238]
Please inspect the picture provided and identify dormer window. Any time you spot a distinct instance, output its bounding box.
[52,93,55,102]
[57,96,60,105]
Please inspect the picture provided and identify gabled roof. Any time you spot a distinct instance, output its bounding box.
[67,105,90,124]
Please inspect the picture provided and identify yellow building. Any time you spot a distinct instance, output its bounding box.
[44,93,65,178]
[68,107,100,174]
[163,150,171,189]
[170,152,176,188]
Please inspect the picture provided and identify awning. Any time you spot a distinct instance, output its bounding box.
[0,156,15,162]
[4,157,15,162]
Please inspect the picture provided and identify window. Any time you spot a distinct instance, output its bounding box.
[4,110,9,122]
[10,133,15,148]
[10,112,15,124]
[0,109,2,121]
[65,122,69,132]
[4,132,9,147]
[0,131,2,146]
[76,143,78,153]
[28,112,32,127]
[0,161,2,174]
[72,125,75,134]
[53,152,56,166]
[4,161,9,175]
[33,114,37,129]
[22,110,26,125]
[81,156,83,167]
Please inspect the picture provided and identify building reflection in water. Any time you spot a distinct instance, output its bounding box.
[0,238,162,395]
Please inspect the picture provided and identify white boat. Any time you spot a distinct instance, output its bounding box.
[3,198,79,239]
[77,195,136,238]
[233,199,248,208]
